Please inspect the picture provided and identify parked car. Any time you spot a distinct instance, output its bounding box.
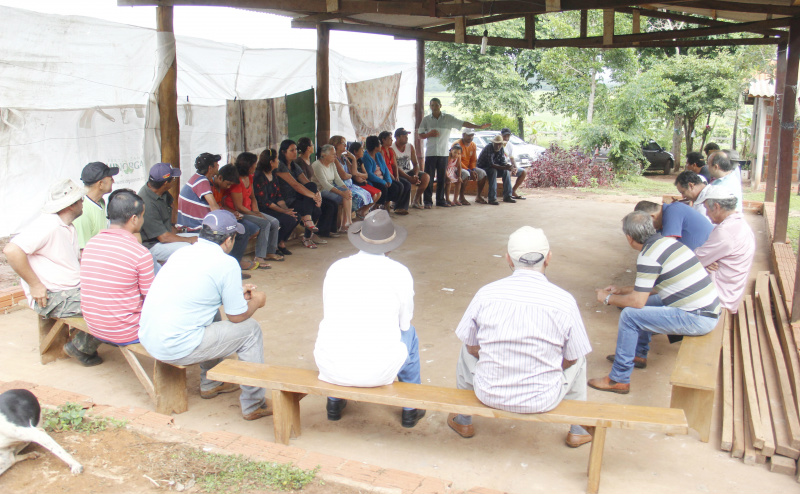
[641,140,674,174]
[448,131,545,168]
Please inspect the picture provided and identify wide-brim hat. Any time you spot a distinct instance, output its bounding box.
[348,209,407,254]
[42,179,85,214]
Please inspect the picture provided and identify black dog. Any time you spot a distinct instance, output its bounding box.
[0,389,83,475]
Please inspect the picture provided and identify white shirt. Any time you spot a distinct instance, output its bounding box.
[391,142,414,173]
[713,166,743,213]
[314,251,414,387]
[455,270,592,413]
[10,213,80,307]
[418,112,463,157]
[504,141,514,164]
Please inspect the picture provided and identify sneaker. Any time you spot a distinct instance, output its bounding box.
[502,197,516,203]
[401,409,427,428]
[243,403,273,421]
[200,382,240,399]
[63,341,103,367]
[326,398,347,421]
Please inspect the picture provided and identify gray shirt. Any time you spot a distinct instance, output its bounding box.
[418,112,463,157]
[138,184,173,248]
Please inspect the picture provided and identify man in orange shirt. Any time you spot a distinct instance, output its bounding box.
[454,129,488,205]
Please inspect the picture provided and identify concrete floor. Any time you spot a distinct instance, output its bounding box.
[0,187,794,494]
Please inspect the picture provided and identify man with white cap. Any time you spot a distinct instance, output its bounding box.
[138,162,196,273]
[139,210,271,421]
[454,129,487,205]
[4,179,104,366]
[447,227,594,448]
[73,161,119,249]
[314,209,426,428]
[695,185,755,313]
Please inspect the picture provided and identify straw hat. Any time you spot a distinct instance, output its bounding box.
[41,179,85,214]
[347,210,407,254]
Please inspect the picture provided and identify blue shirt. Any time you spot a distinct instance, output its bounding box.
[660,202,714,251]
[362,151,393,187]
[138,238,248,361]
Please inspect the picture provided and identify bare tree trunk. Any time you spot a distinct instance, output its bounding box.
[699,113,711,152]
[517,116,525,140]
[587,67,596,124]
[732,94,741,151]
[683,117,695,153]
[671,115,683,172]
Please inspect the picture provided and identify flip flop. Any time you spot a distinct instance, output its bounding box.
[511,194,527,200]
[302,238,318,249]
[240,260,259,271]
[253,258,273,269]
[460,199,471,206]
[265,254,285,262]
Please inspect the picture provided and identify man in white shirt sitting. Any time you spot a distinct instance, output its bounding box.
[313,209,425,428]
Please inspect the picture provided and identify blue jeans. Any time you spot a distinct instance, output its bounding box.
[330,325,421,410]
[609,295,718,383]
[484,166,512,202]
[229,218,261,263]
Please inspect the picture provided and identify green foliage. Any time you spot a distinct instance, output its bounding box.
[189,450,318,493]
[471,111,517,132]
[42,402,127,433]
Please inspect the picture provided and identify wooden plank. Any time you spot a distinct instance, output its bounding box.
[756,278,800,458]
[126,343,186,369]
[118,346,156,402]
[721,312,734,451]
[670,386,714,442]
[770,274,800,411]
[732,312,746,458]
[738,300,766,449]
[757,273,800,451]
[208,360,688,434]
[745,295,776,456]
[38,317,69,364]
[586,427,607,494]
[770,454,798,475]
[603,9,614,45]
[743,399,758,465]
[154,361,188,415]
[670,312,725,390]
[272,390,303,445]
[60,316,88,332]
[40,319,67,356]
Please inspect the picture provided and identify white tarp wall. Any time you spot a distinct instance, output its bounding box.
[0,6,417,236]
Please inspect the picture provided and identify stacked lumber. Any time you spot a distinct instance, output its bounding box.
[720,271,800,480]
[0,286,25,313]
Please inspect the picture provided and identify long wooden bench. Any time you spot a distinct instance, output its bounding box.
[208,360,688,494]
[37,315,188,415]
[669,309,728,442]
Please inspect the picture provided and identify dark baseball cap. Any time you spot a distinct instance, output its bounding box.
[500,128,512,135]
[202,210,244,235]
[394,128,411,138]
[81,162,119,185]
[149,162,182,181]
[195,152,222,170]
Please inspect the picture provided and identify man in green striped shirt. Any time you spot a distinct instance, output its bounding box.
[73,162,118,250]
[588,210,720,394]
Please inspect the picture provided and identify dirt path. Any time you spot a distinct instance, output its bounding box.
[0,186,791,494]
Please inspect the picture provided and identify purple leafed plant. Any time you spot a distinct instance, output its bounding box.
[524,145,615,189]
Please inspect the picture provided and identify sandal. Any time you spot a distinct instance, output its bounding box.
[310,234,328,244]
[303,219,319,232]
[240,260,259,271]
[265,254,284,262]
[253,258,272,269]
[460,198,471,206]
[411,202,424,210]
[452,200,462,206]
[302,238,318,249]
[475,196,488,204]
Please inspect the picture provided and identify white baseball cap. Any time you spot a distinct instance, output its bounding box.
[508,226,549,265]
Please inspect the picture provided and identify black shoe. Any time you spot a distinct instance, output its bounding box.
[326,398,347,421]
[64,342,103,367]
[401,409,426,428]
[488,200,500,205]
[277,246,292,256]
[503,197,516,203]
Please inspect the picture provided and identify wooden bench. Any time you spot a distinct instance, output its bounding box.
[37,315,188,415]
[208,360,688,494]
[669,309,728,442]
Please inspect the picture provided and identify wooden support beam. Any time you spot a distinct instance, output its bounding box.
[316,24,330,148]
[745,295,776,456]
[156,6,180,223]
[721,313,734,451]
[525,14,535,49]
[770,274,800,414]
[423,14,522,33]
[603,9,615,46]
[415,39,424,165]
[616,7,786,37]
[546,0,560,12]
[765,42,787,203]
[454,11,466,43]
[632,9,640,35]
[732,311,745,458]
[738,299,766,450]
[326,0,338,12]
[776,19,800,245]
[580,9,588,38]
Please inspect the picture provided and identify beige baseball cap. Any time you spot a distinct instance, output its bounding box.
[508,226,549,265]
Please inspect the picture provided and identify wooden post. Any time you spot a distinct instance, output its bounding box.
[774,22,800,244]
[525,14,535,49]
[157,6,180,223]
[454,0,465,44]
[753,98,767,190]
[415,40,425,164]
[603,10,615,46]
[316,24,331,148]
[766,42,787,203]
[580,10,588,38]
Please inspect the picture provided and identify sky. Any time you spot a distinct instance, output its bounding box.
[0,0,418,62]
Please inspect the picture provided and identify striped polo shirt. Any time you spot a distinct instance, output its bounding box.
[80,228,154,344]
[635,234,720,315]
[176,173,213,232]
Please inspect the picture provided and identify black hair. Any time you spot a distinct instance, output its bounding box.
[147,177,172,189]
[256,149,278,174]
[378,131,392,142]
[195,153,219,175]
[348,141,362,154]
[686,152,705,167]
[235,152,258,178]
[365,136,381,153]
[704,142,720,155]
[107,189,144,226]
[674,170,705,189]
[297,137,313,155]
[430,97,441,105]
[633,200,660,214]
[198,225,235,245]
[451,144,462,152]
[279,139,297,165]
[217,164,240,184]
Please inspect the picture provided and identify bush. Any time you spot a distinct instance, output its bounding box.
[573,123,645,178]
[524,144,614,188]
[471,111,518,132]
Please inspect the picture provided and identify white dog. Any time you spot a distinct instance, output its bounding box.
[0,389,83,475]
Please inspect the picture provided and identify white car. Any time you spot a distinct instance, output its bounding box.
[449,131,545,168]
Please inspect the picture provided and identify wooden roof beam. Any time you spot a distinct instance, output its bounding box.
[423,14,523,33]
[616,7,786,37]
[437,0,685,17]
[681,1,800,16]
[119,0,429,16]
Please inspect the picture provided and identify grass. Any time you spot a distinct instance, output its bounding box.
[744,190,800,253]
[577,174,677,198]
[187,451,318,493]
[42,402,127,434]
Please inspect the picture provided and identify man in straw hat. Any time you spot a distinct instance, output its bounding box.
[314,209,426,428]
[4,179,104,366]
[446,226,594,447]
[476,134,515,205]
